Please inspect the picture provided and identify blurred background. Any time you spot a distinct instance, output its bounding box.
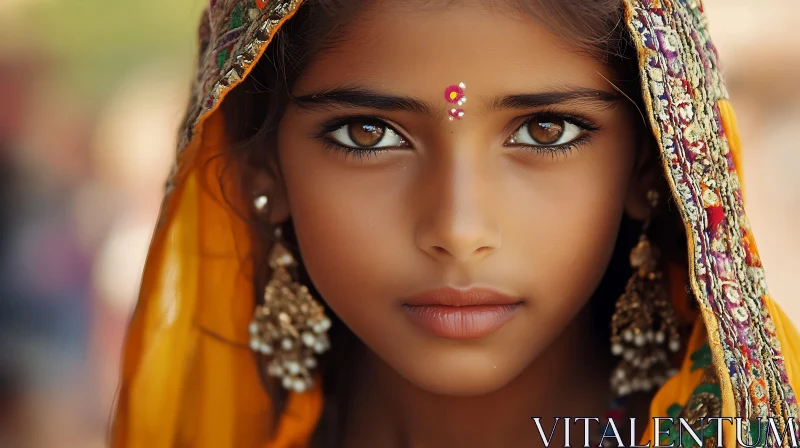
[0,0,797,446]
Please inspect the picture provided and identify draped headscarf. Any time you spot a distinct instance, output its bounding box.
[110,1,800,446]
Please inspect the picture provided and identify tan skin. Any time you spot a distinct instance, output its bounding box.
[257,1,658,446]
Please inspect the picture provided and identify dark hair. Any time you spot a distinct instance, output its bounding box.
[219,1,685,446]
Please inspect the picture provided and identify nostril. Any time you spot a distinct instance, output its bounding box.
[474,246,493,256]
[431,246,449,257]
[428,244,494,260]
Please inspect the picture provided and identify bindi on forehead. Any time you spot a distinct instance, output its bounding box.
[444,83,468,121]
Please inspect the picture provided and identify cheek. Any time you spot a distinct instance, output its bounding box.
[509,140,636,318]
[277,130,411,332]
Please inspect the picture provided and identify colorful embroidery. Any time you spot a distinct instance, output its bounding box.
[229,5,245,29]
[216,48,229,69]
[164,0,303,201]
[690,343,712,371]
[660,346,722,447]
[624,0,798,443]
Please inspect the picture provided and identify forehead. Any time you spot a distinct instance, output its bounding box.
[293,0,615,97]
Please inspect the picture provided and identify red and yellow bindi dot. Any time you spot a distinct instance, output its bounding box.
[444,82,467,120]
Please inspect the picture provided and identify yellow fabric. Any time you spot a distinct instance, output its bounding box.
[767,297,800,389]
[112,112,322,448]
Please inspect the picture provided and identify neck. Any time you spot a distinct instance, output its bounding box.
[342,309,618,448]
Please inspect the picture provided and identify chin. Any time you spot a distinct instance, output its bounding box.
[392,349,526,397]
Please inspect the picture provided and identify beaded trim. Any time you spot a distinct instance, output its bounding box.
[623,0,798,439]
[164,0,304,200]
[162,0,799,441]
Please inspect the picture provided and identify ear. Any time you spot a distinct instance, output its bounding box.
[247,159,291,225]
[624,137,662,221]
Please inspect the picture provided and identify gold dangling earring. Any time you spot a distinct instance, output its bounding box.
[248,194,331,393]
[610,190,681,397]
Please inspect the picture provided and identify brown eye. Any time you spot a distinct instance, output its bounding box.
[348,120,386,147]
[328,119,407,149]
[528,119,565,145]
[507,115,584,147]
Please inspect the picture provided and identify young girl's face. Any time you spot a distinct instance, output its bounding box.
[274,0,646,395]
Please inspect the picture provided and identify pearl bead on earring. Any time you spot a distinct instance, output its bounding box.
[254,195,269,213]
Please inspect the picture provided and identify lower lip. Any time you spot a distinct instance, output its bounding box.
[402,303,521,339]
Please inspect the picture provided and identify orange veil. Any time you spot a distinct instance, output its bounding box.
[110,1,800,447]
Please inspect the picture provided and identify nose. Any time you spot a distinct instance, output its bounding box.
[414,155,501,264]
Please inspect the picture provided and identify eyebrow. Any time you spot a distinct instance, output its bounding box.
[291,86,621,115]
[292,88,431,114]
[487,88,622,111]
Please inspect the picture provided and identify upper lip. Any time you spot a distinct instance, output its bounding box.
[403,287,521,307]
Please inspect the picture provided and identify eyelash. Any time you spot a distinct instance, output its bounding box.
[315,115,397,160]
[509,110,601,158]
[315,111,601,159]
[320,138,389,161]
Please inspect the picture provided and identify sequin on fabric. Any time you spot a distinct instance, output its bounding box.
[623,0,798,442]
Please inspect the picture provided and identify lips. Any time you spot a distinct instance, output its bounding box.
[402,288,522,339]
